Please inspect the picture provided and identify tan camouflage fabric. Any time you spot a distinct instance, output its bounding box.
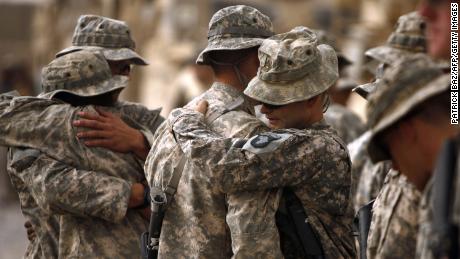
[367,170,421,259]
[0,97,163,258]
[245,26,338,105]
[145,82,284,258]
[324,103,365,144]
[365,12,426,73]
[56,14,148,65]
[367,54,450,163]
[8,147,60,259]
[314,29,351,68]
[416,179,434,259]
[41,50,128,99]
[196,5,274,64]
[166,108,356,258]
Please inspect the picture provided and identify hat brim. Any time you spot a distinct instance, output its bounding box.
[365,46,414,69]
[43,75,129,100]
[56,46,148,65]
[196,37,265,64]
[367,74,450,163]
[353,80,379,99]
[244,44,338,105]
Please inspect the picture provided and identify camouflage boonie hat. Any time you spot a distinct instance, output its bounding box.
[41,50,128,99]
[244,26,338,105]
[314,29,351,68]
[196,5,274,65]
[367,54,449,163]
[365,11,426,74]
[56,15,148,65]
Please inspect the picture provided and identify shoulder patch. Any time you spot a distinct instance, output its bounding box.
[242,133,292,154]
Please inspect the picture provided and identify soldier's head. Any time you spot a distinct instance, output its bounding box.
[196,5,274,91]
[355,12,428,100]
[40,50,127,106]
[418,0,451,59]
[244,27,338,129]
[56,15,148,76]
[367,54,455,190]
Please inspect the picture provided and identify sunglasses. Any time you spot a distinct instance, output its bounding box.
[262,103,285,110]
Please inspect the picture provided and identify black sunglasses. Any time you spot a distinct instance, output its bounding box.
[262,103,285,110]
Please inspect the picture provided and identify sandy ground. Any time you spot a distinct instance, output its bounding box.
[0,202,28,259]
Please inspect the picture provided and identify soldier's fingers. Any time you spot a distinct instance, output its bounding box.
[95,107,117,118]
[26,228,35,235]
[77,111,107,122]
[77,130,110,139]
[83,139,112,148]
[73,119,107,130]
[24,221,32,228]
[195,100,209,114]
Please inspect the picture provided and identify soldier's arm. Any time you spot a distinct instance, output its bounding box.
[169,108,349,193]
[11,147,144,223]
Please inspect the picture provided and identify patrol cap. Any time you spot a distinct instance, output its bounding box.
[196,5,274,65]
[41,50,128,99]
[365,12,426,74]
[56,15,148,65]
[366,53,449,163]
[244,26,338,105]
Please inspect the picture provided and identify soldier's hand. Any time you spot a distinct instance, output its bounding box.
[24,221,36,241]
[195,100,209,115]
[73,108,149,159]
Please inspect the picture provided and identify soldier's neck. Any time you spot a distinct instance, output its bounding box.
[214,72,245,93]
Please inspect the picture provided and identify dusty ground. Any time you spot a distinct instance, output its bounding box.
[0,202,28,259]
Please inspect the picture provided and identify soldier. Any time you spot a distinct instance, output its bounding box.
[365,54,455,258]
[0,50,163,258]
[145,5,280,258]
[148,26,356,258]
[6,15,161,258]
[352,11,428,212]
[416,0,456,257]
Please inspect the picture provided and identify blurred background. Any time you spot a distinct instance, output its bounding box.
[0,0,419,257]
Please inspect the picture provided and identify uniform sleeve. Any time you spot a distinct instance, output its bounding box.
[0,97,83,166]
[10,147,131,223]
[169,108,349,193]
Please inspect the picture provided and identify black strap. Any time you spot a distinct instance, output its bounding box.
[280,187,324,258]
[353,200,375,259]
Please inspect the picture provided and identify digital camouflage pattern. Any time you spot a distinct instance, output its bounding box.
[416,179,434,259]
[41,50,128,99]
[166,108,356,258]
[145,81,283,258]
[0,97,163,258]
[7,148,60,259]
[365,12,426,73]
[314,29,351,68]
[244,26,338,105]
[56,14,148,65]
[324,103,365,144]
[367,54,449,163]
[196,5,274,64]
[367,170,421,259]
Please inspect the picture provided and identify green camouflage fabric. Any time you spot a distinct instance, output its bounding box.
[0,97,163,258]
[244,26,338,105]
[41,50,128,99]
[196,5,274,64]
[56,14,148,65]
[145,82,284,258]
[324,103,365,144]
[166,108,356,258]
[365,12,426,74]
[367,54,450,163]
[367,170,421,259]
[7,148,60,259]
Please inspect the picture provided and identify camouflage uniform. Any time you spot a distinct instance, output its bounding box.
[366,54,451,258]
[366,170,421,259]
[145,5,280,258]
[324,103,365,144]
[153,27,355,258]
[352,11,428,210]
[0,51,163,258]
